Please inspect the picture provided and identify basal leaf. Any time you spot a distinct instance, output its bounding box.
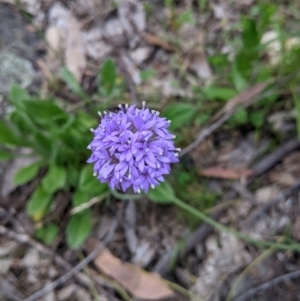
[147,181,176,204]
[100,59,116,95]
[60,67,89,100]
[26,186,53,220]
[14,161,41,186]
[35,223,59,245]
[0,120,22,146]
[79,165,108,194]
[9,84,29,109]
[163,103,196,130]
[42,165,67,194]
[66,209,92,248]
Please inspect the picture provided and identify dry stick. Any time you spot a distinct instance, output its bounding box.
[226,236,285,301]
[249,137,300,179]
[245,180,300,225]
[179,83,267,158]
[0,225,70,271]
[22,220,118,301]
[153,210,223,276]
[232,269,300,301]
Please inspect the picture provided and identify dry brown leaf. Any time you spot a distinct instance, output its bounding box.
[199,166,253,179]
[142,33,174,51]
[189,51,213,80]
[92,247,174,300]
[44,26,64,79]
[65,18,86,82]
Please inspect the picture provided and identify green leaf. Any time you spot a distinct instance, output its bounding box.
[147,181,176,204]
[42,165,67,194]
[66,165,79,188]
[0,120,21,146]
[140,69,157,82]
[9,84,29,108]
[72,190,90,207]
[9,111,36,135]
[32,132,52,156]
[233,108,248,125]
[175,10,196,28]
[250,111,264,128]
[100,59,116,95]
[73,111,97,133]
[14,161,41,186]
[163,103,196,130]
[35,223,59,245]
[79,165,108,194]
[257,3,277,35]
[26,186,53,220]
[22,100,67,125]
[66,209,92,249]
[0,150,13,161]
[231,63,247,92]
[242,17,259,49]
[203,86,237,101]
[60,68,89,101]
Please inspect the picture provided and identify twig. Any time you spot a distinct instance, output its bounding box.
[250,137,300,179]
[232,269,300,301]
[22,220,118,301]
[0,225,70,271]
[179,83,268,157]
[245,180,300,225]
[226,236,284,301]
[153,210,223,276]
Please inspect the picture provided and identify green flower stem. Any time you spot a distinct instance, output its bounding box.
[111,189,143,200]
[172,197,300,252]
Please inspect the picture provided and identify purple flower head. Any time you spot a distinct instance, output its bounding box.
[87,102,180,193]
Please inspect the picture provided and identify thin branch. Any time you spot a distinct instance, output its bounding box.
[179,83,267,157]
[22,220,118,301]
[233,269,300,301]
[153,210,223,276]
[179,112,231,157]
[0,225,70,271]
[250,137,300,179]
[245,179,300,225]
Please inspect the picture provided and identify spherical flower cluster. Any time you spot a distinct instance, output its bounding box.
[87,103,180,193]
